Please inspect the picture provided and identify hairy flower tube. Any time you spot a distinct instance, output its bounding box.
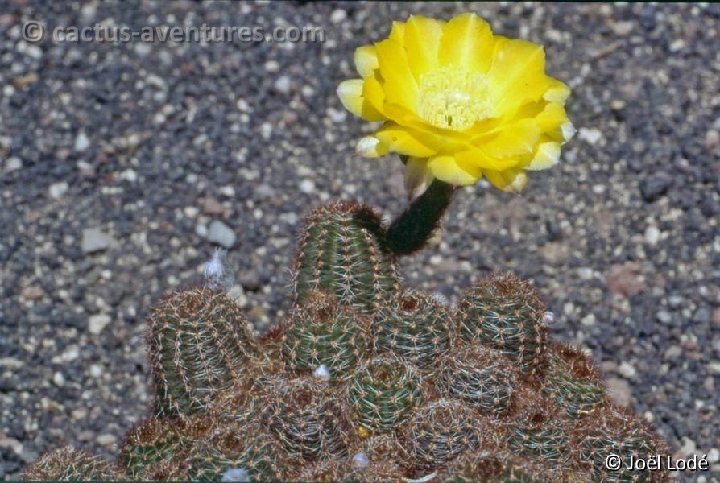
[338,13,574,195]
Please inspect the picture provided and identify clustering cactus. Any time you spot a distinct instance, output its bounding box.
[262,376,351,459]
[147,286,265,417]
[346,354,423,432]
[373,291,453,372]
[436,345,517,415]
[23,201,669,483]
[21,447,125,481]
[293,201,400,314]
[282,291,372,379]
[542,343,607,418]
[457,273,548,377]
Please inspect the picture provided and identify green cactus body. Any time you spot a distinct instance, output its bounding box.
[185,428,285,482]
[147,287,265,417]
[264,377,351,459]
[442,452,555,483]
[21,447,125,481]
[282,292,371,379]
[347,355,423,433]
[404,399,482,474]
[542,344,607,418]
[575,407,668,483]
[374,292,452,371]
[436,346,517,415]
[506,391,570,470]
[457,273,548,377]
[119,418,189,479]
[293,201,400,314]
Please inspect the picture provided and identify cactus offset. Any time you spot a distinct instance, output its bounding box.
[263,376,351,459]
[183,426,287,482]
[506,389,571,469]
[282,291,372,380]
[437,346,518,415]
[542,343,607,418]
[457,273,548,377]
[147,286,265,417]
[441,451,558,483]
[21,447,125,481]
[403,398,485,474]
[575,407,669,483]
[346,354,423,433]
[374,291,452,372]
[293,201,400,314]
[119,418,189,480]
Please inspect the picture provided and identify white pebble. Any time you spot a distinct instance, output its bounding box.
[53,372,65,386]
[618,361,636,379]
[274,75,291,94]
[299,179,316,193]
[578,127,602,145]
[352,451,370,469]
[543,312,555,324]
[221,468,250,482]
[313,364,330,381]
[645,225,660,245]
[49,182,68,199]
[75,130,90,151]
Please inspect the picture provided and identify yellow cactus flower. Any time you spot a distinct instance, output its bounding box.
[337,13,574,194]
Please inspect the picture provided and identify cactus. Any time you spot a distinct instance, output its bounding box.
[436,345,518,415]
[346,354,423,433]
[282,291,372,379]
[119,417,190,480]
[542,343,607,418]
[575,407,668,483]
[457,273,548,377]
[25,233,670,482]
[373,292,452,371]
[506,389,571,469]
[293,201,400,314]
[147,286,265,417]
[21,447,125,481]
[182,426,287,482]
[441,451,558,483]
[262,376,351,459]
[403,398,485,474]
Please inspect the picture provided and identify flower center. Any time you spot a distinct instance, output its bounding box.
[417,66,491,131]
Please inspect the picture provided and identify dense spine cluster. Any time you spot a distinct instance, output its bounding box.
[21,447,125,481]
[346,355,423,432]
[457,273,548,377]
[374,291,452,371]
[293,201,400,314]
[436,346,517,415]
[147,287,265,417]
[282,291,371,379]
[22,201,670,483]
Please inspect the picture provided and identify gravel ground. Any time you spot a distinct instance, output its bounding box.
[1,1,719,480]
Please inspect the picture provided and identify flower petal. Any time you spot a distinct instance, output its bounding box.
[375,125,438,158]
[488,37,548,116]
[544,78,571,104]
[485,169,528,192]
[375,38,418,110]
[356,136,389,158]
[354,45,379,78]
[404,157,435,200]
[337,79,385,122]
[526,142,560,171]
[428,155,481,186]
[438,13,494,73]
[403,15,444,80]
